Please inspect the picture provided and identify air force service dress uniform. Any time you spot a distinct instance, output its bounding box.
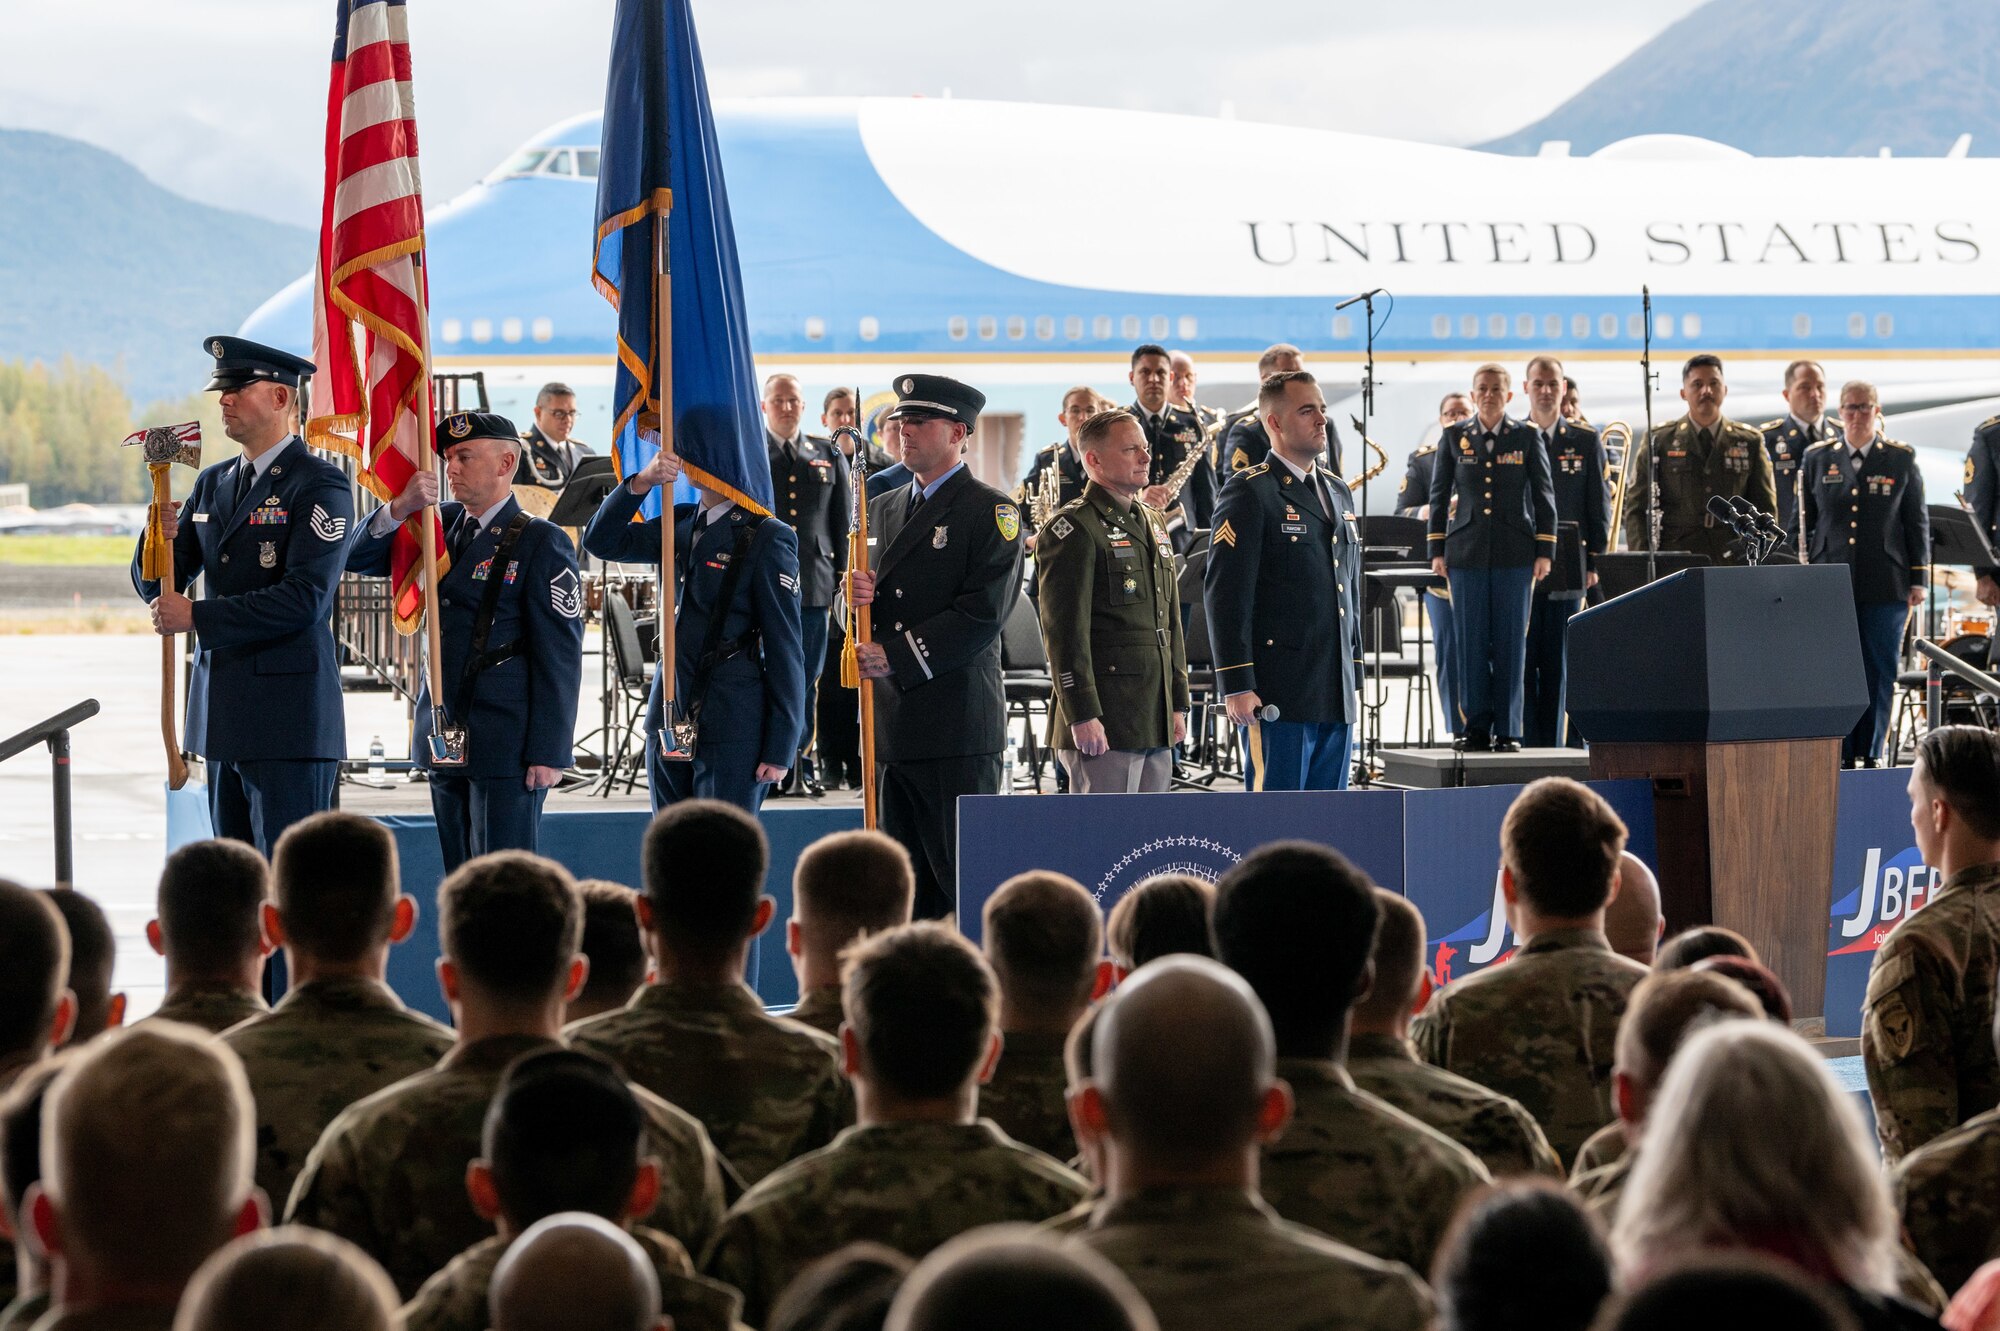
[1203,457,1364,791]
[1398,443,1458,738]
[867,376,1025,920]
[582,485,807,816]
[1034,483,1189,793]
[1523,418,1610,748]
[131,337,350,856]
[1427,417,1558,747]
[1800,431,1929,764]
[1761,412,1840,540]
[769,429,851,793]
[1619,415,1777,565]
[1966,414,2000,582]
[345,413,584,870]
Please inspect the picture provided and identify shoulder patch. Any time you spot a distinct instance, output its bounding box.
[1968,458,1978,487]
[1212,518,1237,548]
[1231,448,1251,471]
[1047,514,1074,541]
[995,504,1021,541]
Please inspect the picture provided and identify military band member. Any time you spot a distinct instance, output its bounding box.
[1520,357,1610,749]
[1205,370,1363,791]
[1761,360,1840,543]
[1428,364,1557,753]
[135,336,352,856]
[1560,377,1585,425]
[1398,393,1473,739]
[764,372,852,797]
[1801,382,1929,767]
[850,375,1026,920]
[348,412,584,869]
[1619,354,1777,565]
[1969,413,2000,606]
[819,387,882,793]
[1169,350,1225,441]
[1126,344,1216,536]
[582,451,807,814]
[1036,410,1189,793]
[823,387,891,473]
[1018,386,1101,545]
[1216,343,1344,484]
[514,382,594,488]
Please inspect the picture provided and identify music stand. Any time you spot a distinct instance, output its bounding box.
[1595,551,1708,602]
[1928,504,2000,641]
[1357,515,1444,772]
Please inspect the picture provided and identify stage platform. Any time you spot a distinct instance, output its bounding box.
[1377,746,1594,789]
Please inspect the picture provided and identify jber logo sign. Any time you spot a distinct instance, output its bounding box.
[1830,846,1939,956]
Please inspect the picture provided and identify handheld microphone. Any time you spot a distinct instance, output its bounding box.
[1257,704,1281,723]
[1335,289,1385,311]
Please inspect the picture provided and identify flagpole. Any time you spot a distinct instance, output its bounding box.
[411,251,447,711]
[656,220,677,709]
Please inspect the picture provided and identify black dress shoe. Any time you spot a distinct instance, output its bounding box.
[1455,733,1492,753]
[1492,738,1522,753]
[805,777,826,797]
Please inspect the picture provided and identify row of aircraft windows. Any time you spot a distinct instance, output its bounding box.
[439,318,556,345]
[1427,312,1896,341]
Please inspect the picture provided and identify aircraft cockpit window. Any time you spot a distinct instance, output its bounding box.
[546,149,575,176]
[498,149,552,178]
[576,150,601,178]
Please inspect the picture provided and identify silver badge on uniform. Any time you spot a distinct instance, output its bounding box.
[259,541,278,569]
[932,525,949,549]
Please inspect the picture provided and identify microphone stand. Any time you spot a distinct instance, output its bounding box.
[1335,287,1384,786]
[1641,286,1660,586]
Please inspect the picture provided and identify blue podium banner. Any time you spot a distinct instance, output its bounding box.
[1825,767,1936,1039]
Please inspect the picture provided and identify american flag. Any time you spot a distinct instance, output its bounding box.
[306,0,438,633]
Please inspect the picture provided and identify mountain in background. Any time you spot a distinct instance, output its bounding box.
[1482,0,2000,157]
[0,128,311,405]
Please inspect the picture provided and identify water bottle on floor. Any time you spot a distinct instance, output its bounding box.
[368,735,385,786]
[1002,745,1018,794]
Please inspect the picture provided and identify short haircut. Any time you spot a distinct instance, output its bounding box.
[485,1049,643,1225]
[768,1242,913,1331]
[843,923,996,1101]
[1105,874,1214,970]
[1681,353,1725,383]
[1613,968,1762,1095]
[1257,369,1317,415]
[1690,956,1792,1023]
[1353,889,1426,1026]
[490,1214,660,1331]
[158,839,269,975]
[1431,1180,1612,1331]
[272,812,403,964]
[762,373,801,397]
[823,386,856,412]
[1915,725,2000,839]
[1782,360,1825,389]
[1211,841,1380,1057]
[176,1227,399,1331]
[1656,925,1758,971]
[1,1052,70,1218]
[44,889,115,1040]
[1499,778,1628,918]
[1129,343,1169,368]
[641,800,769,955]
[793,830,915,948]
[1256,343,1302,376]
[535,382,576,407]
[575,881,648,1011]
[438,852,582,1002]
[1471,362,1512,389]
[886,1227,1156,1331]
[1838,379,1880,409]
[982,873,1103,1020]
[0,881,68,1057]
[1438,392,1470,414]
[1524,354,1564,378]
[1592,1255,1856,1331]
[1061,385,1102,412]
[43,1024,253,1284]
[1077,408,1139,454]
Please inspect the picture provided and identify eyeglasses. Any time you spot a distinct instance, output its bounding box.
[544,409,579,421]
[1838,404,1876,415]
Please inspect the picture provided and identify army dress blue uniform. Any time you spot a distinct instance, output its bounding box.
[1761,411,1840,543]
[131,338,350,856]
[1204,457,1364,791]
[583,484,807,815]
[769,429,851,793]
[1966,414,2000,582]
[1397,443,1458,738]
[1522,418,1610,747]
[1428,417,1558,748]
[1800,432,1929,764]
[1217,408,1343,489]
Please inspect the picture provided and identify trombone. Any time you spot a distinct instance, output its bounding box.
[1600,420,1636,550]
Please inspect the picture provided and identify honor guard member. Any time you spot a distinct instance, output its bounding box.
[1800,382,1929,766]
[1215,343,1345,485]
[514,382,594,488]
[1428,363,1557,753]
[1126,344,1216,536]
[1204,370,1364,790]
[1520,356,1610,748]
[1397,392,1474,739]
[1620,354,1777,564]
[134,336,352,855]
[1036,409,1189,793]
[1170,349,1226,443]
[824,387,892,473]
[583,450,807,814]
[849,374,1026,920]
[1018,386,1100,548]
[1761,360,1840,542]
[1970,412,2000,606]
[764,372,852,797]
[347,411,585,870]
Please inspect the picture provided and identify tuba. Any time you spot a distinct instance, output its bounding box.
[1599,421,1635,550]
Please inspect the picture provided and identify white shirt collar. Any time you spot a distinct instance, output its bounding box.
[468,495,512,531]
[240,436,296,481]
[697,496,736,525]
[1273,451,1316,484]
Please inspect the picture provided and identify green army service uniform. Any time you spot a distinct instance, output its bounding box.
[1863,861,2000,1161]
[1259,1057,1490,1275]
[1067,1186,1431,1331]
[1619,415,1777,564]
[702,1119,1090,1327]
[403,1225,740,1331]
[978,1029,1076,1163]
[1346,1033,1563,1179]
[142,982,269,1035]
[1034,484,1188,793]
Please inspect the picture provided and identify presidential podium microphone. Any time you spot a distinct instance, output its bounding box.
[1728,495,1784,561]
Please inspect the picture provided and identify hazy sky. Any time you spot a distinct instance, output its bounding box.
[4,0,1708,226]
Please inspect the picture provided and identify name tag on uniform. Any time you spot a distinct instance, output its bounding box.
[192,513,210,523]
[1823,465,1846,484]
[1280,522,1307,534]
[1497,450,1524,465]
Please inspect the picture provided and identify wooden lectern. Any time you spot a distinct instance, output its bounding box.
[1567,566,1868,1025]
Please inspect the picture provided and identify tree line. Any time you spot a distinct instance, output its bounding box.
[0,358,226,506]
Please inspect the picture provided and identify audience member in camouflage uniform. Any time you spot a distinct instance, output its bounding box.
[764,1244,912,1331]
[488,1214,667,1331]
[0,1055,70,1331]
[1064,957,1431,1331]
[1103,874,1214,983]
[892,1229,1155,1331]
[45,888,122,1046]
[1429,1181,1611,1331]
[1603,851,1663,967]
[1210,842,1489,1273]
[979,872,1101,1162]
[402,1050,739,1331]
[704,924,1089,1326]
[1864,727,2000,1161]
[783,830,915,1037]
[0,883,69,1321]
[139,840,274,1035]
[1412,778,1649,1166]
[175,1227,399,1331]
[566,880,651,1027]
[1347,891,1561,1179]
[219,813,455,1210]
[288,853,728,1301]
[569,802,851,1184]
[1895,1013,2000,1297]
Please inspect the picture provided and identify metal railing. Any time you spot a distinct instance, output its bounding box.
[0,699,100,885]
[1915,638,2000,730]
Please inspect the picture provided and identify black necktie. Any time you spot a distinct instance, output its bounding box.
[1697,428,1715,454]
[906,485,925,521]
[229,460,253,513]
[449,513,477,565]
